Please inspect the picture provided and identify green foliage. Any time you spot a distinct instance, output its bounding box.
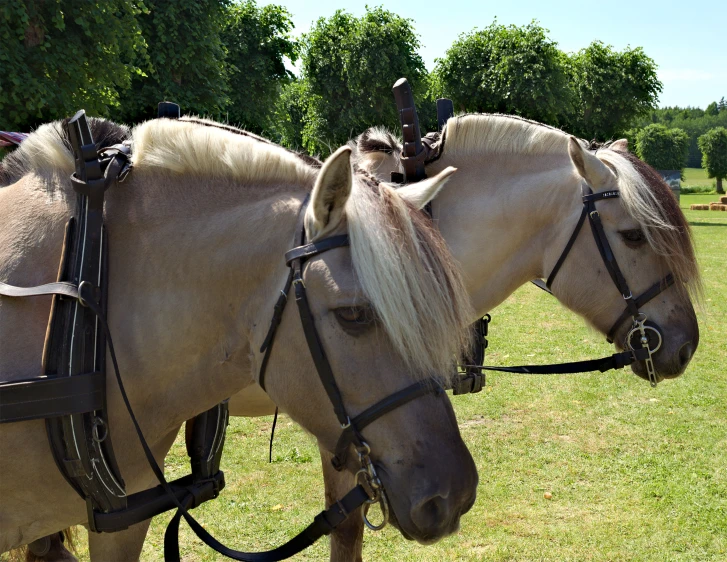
[0,0,147,131]
[112,0,230,124]
[705,101,719,116]
[297,7,427,156]
[633,103,727,167]
[567,41,661,140]
[698,127,727,193]
[271,79,310,150]
[432,21,573,126]
[222,1,297,135]
[635,124,689,171]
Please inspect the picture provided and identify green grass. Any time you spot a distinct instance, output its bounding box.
[682,168,716,193]
[65,204,727,561]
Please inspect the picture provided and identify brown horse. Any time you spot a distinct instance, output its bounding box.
[0,117,477,559]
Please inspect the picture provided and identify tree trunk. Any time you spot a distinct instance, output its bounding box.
[717,177,724,194]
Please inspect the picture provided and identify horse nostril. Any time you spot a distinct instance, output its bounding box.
[678,342,694,368]
[410,495,447,535]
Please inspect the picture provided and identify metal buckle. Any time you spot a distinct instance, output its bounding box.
[354,441,389,531]
[625,313,663,387]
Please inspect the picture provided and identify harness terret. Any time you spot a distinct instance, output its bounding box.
[0,108,444,560]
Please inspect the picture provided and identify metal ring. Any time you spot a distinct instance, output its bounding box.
[77,280,92,307]
[92,417,108,443]
[362,492,389,531]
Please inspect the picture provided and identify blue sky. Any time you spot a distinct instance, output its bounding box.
[267,0,726,109]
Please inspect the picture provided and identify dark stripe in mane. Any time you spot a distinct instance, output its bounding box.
[0,118,130,186]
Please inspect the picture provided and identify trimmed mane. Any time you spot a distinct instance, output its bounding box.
[131,117,319,187]
[354,114,701,299]
[0,118,129,186]
[445,114,572,157]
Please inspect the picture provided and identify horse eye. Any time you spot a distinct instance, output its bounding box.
[335,306,374,324]
[334,307,376,336]
[620,229,646,247]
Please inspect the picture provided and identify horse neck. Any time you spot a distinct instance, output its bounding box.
[427,151,581,316]
[104,174,303,434]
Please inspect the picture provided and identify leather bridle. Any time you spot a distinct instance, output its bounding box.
[257,193,446,530]
[537,183,675,386]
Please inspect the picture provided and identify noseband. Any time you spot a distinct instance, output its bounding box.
[257,193,445,530]
[540,184,675,386]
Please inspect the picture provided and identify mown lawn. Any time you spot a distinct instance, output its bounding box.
[65,194,726,561]
[682,167,716,191]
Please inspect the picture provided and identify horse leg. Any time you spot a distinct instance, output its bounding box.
[320,447,364,562]
[87,519,151,562]
[25,530,77,562]
[88,426,179,562]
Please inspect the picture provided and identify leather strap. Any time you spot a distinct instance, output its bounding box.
[0,281,78,300]
[284,235,350,266]
[606,273,674,343]
[461,347,649,376]
[0,371,103,423]
[332,380,441,470]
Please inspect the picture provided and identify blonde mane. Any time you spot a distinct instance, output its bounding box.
[131,117,318,187]
[347,175,473,379]
[445,114,571,157]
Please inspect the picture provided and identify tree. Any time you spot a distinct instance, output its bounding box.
[631,104,727,167]
[635,124,689,171]
[432,21,573,127]
[112,0,230,124]
[698,127,727,194]
[705,101,719,116]
[0,1,147,131]
[297,7,427,156]
[567,42,661,140]
[222,1,297,135]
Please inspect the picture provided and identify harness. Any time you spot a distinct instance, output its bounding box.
[389,78,672,390]
[0,108,440,559]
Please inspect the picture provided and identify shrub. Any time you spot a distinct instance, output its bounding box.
[635,124,689,170]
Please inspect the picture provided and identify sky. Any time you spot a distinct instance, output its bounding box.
[265,0,726,109]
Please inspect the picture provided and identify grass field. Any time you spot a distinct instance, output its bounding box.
[54,194,727,561]
[682,168,716,193]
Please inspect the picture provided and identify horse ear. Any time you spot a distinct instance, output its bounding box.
[568,137,615,189]
[396,167,457,210]
[611,138,629,152]
[307,146,352,239]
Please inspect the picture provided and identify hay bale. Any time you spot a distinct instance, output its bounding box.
[694,204,710,210]
[720,196,727,204]
[710,204,727,211]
